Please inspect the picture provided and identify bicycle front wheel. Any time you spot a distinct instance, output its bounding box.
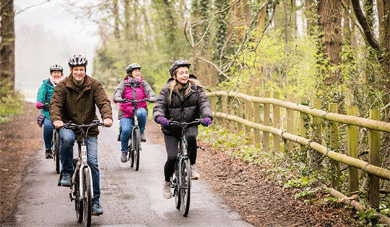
[82,168,92,226]
[180,159,191,217]
[133,129,140,171]
[173,170,180,209]
[54,131,60,174]
[75,171,83,223]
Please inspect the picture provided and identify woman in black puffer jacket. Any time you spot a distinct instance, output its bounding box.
[153,60,213,199]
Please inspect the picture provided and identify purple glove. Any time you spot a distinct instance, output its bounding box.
[156,116,169,127]
[36,101,44,109]
[202,117,212,127]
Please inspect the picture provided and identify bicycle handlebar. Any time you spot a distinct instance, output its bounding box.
[62,120,104,130]
[168,119,202,128]
[42,103,50,109]
[118,98,150,104]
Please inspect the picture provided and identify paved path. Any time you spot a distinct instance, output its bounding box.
[15,108,253,227]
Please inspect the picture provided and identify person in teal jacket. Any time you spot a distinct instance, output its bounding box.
[36,64,65,158]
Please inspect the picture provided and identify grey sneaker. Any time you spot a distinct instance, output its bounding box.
[191,165,200,180]
[60,173,72,187]
[121,150,128,163]
[92,204,103,216]
[163,181,172,199]
[141,133,146,142]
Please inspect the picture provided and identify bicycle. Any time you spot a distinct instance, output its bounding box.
[119,97,150,171]
[61,120,104,227]
[168,119,202,217]
[42,103,60,174]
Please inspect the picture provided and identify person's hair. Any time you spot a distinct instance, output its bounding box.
[167,76,206,104]
[123,71,143,80]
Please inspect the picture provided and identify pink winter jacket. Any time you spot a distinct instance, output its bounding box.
[113,78,156,119]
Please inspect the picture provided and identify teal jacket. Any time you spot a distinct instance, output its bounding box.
[36,79,55,119]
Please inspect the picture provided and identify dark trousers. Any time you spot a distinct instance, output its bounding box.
[163,126,198,182]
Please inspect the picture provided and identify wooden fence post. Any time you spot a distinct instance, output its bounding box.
[210,88,217,125]
[347,106,359,194]
[237,98,243,134]
[368,109,380,208]
[312,99,322,169]
[245,90,252,137]
[329,103,340,189]
[299,97,308,161]
[221,95,228,129]
[287,94,294,152]
[263,91,270,152]
[253,90,261,147]
[229,96,235,133]
[273,92,281,153]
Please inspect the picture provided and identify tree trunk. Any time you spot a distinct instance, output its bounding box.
[317,0,343,112]
[113,0,120,39]
[377,0,390,100]
[305,0,315,35]
[124,0,131,62]
[0,0,15,87]
[132,0,139,52]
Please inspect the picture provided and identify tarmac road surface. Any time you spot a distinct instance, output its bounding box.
[15,107,253,227]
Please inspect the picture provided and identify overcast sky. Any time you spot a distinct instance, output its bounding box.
[15,0,99,91]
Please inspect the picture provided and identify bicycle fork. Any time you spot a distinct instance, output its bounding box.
[70,144,94,201]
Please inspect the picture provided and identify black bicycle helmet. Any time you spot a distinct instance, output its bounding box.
[126,63,141,74]
[68,54,88,68]
[169,60,191,76]
[50,64,63,73]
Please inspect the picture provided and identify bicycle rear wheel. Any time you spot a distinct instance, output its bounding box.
[54,131,60,174]
[180,159,191,216]
[133,129,140,171]
[82,167,92,226]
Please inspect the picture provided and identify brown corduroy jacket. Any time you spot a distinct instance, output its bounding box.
[50,74,113,139]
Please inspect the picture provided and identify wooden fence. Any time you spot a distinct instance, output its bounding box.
[206,90,390,213]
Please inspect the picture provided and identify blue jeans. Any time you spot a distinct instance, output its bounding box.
[120,108,147,151]
[43,118,54,150]
[59,128,100,205]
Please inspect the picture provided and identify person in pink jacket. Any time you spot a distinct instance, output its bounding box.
[113,63,156,162]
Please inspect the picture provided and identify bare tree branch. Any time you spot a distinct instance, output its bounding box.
[15,0,51,15]
[350,0,382,52]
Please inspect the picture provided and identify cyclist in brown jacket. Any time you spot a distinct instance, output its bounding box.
[50,54,113,216]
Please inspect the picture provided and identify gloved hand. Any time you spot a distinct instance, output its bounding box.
[201,117,212,127]
[156,116,169,127]
[36,101,44,109]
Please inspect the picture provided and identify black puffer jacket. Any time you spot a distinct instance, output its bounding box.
[153,75,213,135]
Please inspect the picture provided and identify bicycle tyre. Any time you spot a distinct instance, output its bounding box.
[133,128,140,171]
[173,171,181,209]
[75,171,83,223]
[180,159,191,217]
[54,131,60,174]
[82,167,92,226]
[128,145,134,167]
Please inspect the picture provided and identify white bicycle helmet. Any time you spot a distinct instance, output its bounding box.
[68,54,88,68]
[126,63,141,74]
[50,64,63,73]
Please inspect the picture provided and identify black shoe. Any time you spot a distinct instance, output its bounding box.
[45,149,53,159]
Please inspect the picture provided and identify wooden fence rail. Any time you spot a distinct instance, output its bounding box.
[206,90,390,211]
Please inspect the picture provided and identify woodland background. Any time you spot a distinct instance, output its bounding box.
[1,0,390,224]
